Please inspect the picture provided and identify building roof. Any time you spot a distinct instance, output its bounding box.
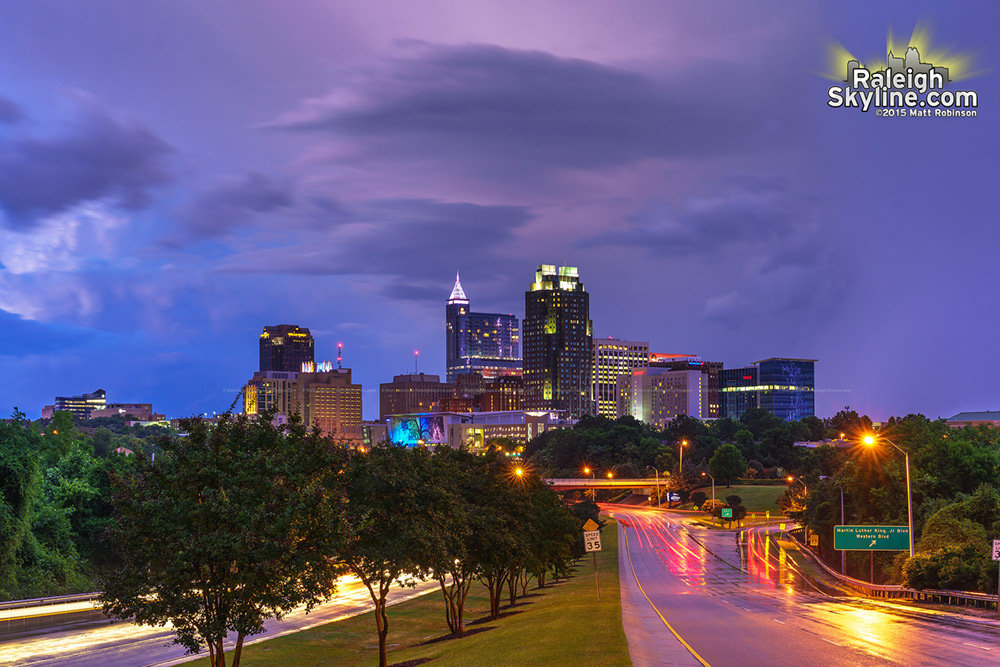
[448,271,469,302]
[947,411,1000,422]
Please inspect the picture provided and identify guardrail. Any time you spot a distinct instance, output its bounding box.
[786,529,998,611]
[0,592,101,612]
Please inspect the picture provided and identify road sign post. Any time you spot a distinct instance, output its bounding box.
[834,525,910,551]
[583,519,601,602]
[992,539,1000,617]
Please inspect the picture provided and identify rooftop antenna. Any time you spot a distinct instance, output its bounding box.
[337,342,343,370]
[414,350,419,374]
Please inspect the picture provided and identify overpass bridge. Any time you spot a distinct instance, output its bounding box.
[543,478,664,491]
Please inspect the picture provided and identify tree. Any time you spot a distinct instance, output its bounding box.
[337,444,453,667]
[690,491,707,508]
[101,413,343,667]
[0,418,41,597]
[708,444,746,487]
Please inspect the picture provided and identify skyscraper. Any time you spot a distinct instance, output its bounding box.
[259,324,314,373]
[445,273,521,383]
[523,264,593,417]
[592,338,650,418]
[719,358,816,421]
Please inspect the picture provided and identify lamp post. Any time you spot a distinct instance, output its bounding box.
[646,466,660,507]
[701,471,715,523]
[583,467,596,501]
[863,434,915,558]
[787,476,808,495]
[679,439,688,474]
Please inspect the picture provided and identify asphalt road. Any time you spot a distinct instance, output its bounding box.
[0,576,439,667]
[609,507,1000,667]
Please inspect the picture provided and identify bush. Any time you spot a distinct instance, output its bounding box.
[901,545,987,591]
[690,491,707,508]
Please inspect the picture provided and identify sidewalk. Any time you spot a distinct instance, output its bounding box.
[617,522,702,666]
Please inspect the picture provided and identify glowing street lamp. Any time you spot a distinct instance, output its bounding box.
[646,466,660,507]
[515,467,524,478]
[701,471,715,522]
[582,466,595,501]
[679,439,688,474]
[787,476,808,494]
[862,434,914,557]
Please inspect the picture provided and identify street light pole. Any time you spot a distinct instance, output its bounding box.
[820,475,847,575]
[679,439,687,474]
[702,471,715,524]
[863,435,915,558]
[646,466,660,507]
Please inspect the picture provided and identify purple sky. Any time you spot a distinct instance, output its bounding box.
[1,1,997,421]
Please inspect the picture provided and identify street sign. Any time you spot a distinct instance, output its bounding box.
[721,508,733,518]
[834,525,910,551]
[809,534,819,547]
[779,523,786,531]
[668,493,680,502]
[584,530,602,552]
[582,519,599,532]
[992,540,1000,561]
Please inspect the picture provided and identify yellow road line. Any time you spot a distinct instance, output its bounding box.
[621,520,711,667]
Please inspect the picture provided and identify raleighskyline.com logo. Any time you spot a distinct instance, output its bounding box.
[826,24,979,118]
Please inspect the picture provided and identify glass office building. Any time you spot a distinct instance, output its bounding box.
[445,273,521,383]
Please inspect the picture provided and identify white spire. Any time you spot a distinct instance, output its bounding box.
[448,271,469,302]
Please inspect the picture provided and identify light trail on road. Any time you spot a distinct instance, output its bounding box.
[0,576,438,667]
[609,506,1000,667]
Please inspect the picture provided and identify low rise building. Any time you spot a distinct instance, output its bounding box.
[386,409,575,450]
[947,411,1000,428]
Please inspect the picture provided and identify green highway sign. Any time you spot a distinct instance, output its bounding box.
[834,525,910,551]
[721,508,733,518]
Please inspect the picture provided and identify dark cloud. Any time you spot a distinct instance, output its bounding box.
[0,94,171,229]
[165,171,293,244]
[271,42,771,175]
[580,177,798,254]
[214,198,532,290]
[0,96,22,124]
[0,308,111,355]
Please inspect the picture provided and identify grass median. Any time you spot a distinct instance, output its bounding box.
[189,518,628,667]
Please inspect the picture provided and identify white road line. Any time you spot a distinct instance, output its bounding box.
[772,619,785,625]
[822,639,840,646]
[962,642,991,651]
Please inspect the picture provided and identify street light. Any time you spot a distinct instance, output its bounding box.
[862,434,915,557]
[646,466,660,507]
[583,466,595,501]
[787,476,808,494]
[679,439,688,474]
[701,471,715,522]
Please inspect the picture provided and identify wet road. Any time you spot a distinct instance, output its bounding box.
[0,576,438,667]
[609,507,1000,667]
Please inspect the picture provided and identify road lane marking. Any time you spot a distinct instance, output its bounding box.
[772,619,785,624]
[963,643,991,651]
[621,516,711,667]
[822,639,840,646]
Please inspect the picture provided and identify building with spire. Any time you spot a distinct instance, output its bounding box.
[445,272,521,383]
[523,264,593,418]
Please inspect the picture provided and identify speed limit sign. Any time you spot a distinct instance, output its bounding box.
[584,530,602,552]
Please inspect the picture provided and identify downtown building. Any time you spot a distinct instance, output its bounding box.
[616,368,706,429]
[379,373,455,421]
[719,358,816,421]
[649,356,723,419]
[259,324,314,373]
[592,338,650,418]
[244,365,363,441]
[445,273,521,383]
[523,264,593,418]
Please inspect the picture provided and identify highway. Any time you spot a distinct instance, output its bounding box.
[0,576,438,667]
[609,506,1000,667]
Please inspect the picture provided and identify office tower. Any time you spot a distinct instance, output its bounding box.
[46,389,107,419]
[259,324,314,373]
[523,264,593,417]
[592,338,650,418]
[379,373,455,421]
[244,370,299,417]
[445,273,521,383]
[617,368,705,428]
[296,368,363,441]
[649,356,723,419]
[719,358,816,421]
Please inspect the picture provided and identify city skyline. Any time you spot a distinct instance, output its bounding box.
[0,1,997,423]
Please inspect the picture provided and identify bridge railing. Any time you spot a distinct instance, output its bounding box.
[0,591,102,612]
[786,529,998,610]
